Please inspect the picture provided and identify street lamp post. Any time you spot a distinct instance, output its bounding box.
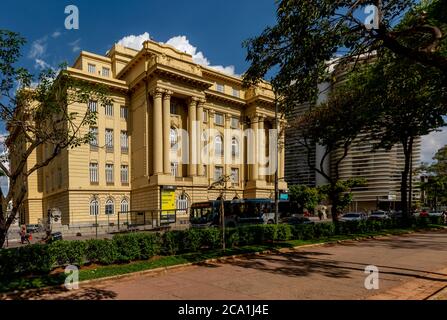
[274,90,279,224]
[93,193,98,239]
[209,174,232,251]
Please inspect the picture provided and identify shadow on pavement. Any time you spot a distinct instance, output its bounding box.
[3,286,117,300]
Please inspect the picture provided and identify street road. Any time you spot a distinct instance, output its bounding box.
[5,229,447,300]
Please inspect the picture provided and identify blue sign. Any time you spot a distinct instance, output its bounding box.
[279,193,289,200]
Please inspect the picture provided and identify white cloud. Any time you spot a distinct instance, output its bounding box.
[52,31,61,38]
[69,38,81,52]
[34,58,51,70]
[28,37,47,59]
[116,32,151,50]
[421,126,447,163]
[115,32,236,76]
[165,35,236,76]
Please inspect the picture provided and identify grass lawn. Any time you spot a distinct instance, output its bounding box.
[0,225,443,294]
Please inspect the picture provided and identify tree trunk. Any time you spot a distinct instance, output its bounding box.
[329,187,340,233]
[0,227,6,249]
[401,137,413,224]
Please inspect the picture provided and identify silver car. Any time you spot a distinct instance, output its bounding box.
[340,212,367,222]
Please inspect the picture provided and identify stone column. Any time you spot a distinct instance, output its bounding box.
[250,115,259,181]
[224,113,231,183]
[208,110,215,180]
[196,99,205,176]
[163,90,173,175]
[188,97,198,177]
[258,115,265,181]
[152,88,163,175]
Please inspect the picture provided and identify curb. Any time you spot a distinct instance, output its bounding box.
[1,226,445,299]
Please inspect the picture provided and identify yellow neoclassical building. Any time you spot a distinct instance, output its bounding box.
[16,40,287,227]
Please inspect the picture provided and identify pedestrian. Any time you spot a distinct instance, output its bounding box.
[318,209,323,221]
[19,225,29,245]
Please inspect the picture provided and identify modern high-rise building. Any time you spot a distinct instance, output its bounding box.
[285,66,421,212]
[11,40,287,226]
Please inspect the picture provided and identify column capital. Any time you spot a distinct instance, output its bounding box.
[164,90,173,99]
[198,98,206,105]
[189,96,200,105]
[151,88,164,98]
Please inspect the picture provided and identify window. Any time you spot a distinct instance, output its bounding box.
[105,103,113,116]
[105,164,114,183]
[231,137,239,157]
[102,67,110,77]
[58,168,62,188]
[203,110,208,123]
[170,104,177,115]
[215,135,223,157]
[45,175,49,193]
[120,106,128,120]
[89,163,98,183]
[90,199,99,216]
[105,199,114,215]
[231,168,239,186]
[51,171,55,191]
[88,100,97,113]
[231,117,239,129]
[170,128,178,151]
[105,129,114,151]
[216,83,224,93]
[88,64,96,74]
[121,165,129,184]
[120,199,129,214]
[203,165,207,176]
[120,131,128,153]
[232,88,240,98]
[171,162,178,177]
[176,194,188,215]
[90,127,98,147]
[214,113,224,126]
[214,166,223,182]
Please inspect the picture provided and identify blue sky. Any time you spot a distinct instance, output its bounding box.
[0,0,446,165]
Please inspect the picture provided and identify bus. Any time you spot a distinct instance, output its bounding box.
[190,198,277,228]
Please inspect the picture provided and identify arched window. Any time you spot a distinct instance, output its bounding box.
[90,199,99,216]
[215,135,223,156]
[231,137,239,157]
[176,193,189,215]
[120,198,129,214]
[170,127,178,151]
[105,198,114,215]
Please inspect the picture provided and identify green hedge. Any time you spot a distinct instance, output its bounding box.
[0,217,443,279]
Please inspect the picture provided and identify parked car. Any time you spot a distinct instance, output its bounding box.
[340,212,367,222]
[368,211,391,221]
[26,224,42,233]
[280,215,314,225]
[428,211,445,217]
[419,209,429,217]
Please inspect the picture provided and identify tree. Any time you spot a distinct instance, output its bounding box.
[0,30,111,247]
[288,185,324,214]
[420,146,447,210]
[243,0,447,113]
[292,85,368,222]
[351,49,447,220]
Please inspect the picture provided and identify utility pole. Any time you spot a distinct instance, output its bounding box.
[209,174,232,251]
[274,90,279,224]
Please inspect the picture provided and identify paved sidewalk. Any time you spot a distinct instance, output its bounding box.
[5,229,447,300]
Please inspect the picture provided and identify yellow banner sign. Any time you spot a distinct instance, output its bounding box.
[161,189,176,211]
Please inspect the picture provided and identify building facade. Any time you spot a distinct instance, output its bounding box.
[15,40,287,226]
[285,68,421,212]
